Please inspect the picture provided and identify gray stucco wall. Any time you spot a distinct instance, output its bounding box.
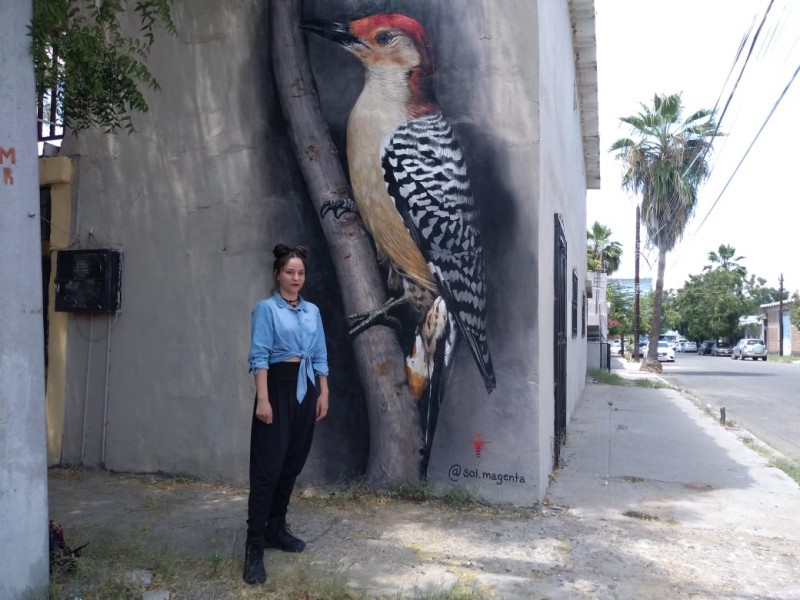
[59,0,368,484]
[56,0,591,504]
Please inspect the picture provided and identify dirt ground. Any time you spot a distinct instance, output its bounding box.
[49,465,800,599]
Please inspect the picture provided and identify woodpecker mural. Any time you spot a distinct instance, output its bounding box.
[304,13,496,474]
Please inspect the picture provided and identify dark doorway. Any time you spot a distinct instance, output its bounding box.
[553,214,568,467]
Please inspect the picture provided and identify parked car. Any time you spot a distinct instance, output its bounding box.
[732,338,767,361]
[698,341,714,355]
[683,341,698,353]
[609,339,622,356]
[711,341,733,357]
[657,341,675,362]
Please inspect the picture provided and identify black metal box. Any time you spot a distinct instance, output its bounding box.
[55,249,122,313]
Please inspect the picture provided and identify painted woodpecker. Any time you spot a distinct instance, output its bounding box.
[303,14,496,470]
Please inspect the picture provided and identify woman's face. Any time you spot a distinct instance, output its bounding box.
[275,257,305,297]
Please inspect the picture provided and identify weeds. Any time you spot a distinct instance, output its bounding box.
[634,378,669,389]
[740,437,800,486]
[587,368,625,385]
[770,457,800,486]
[766,354,798,364]
[47,525,490,600]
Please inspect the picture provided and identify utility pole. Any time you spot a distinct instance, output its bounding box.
[779,273,784,357]
[0,1,50,596]
[633,205,641,361]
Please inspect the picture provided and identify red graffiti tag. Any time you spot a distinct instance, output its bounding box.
[470,432,492,458]
[1,147,16,185]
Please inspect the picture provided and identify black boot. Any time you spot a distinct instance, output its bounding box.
[243,537,266,584]
[264,518,305,553]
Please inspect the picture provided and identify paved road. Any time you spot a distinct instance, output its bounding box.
[658,352,800,461]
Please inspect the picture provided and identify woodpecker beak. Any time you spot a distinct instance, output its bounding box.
[301,20,363,48]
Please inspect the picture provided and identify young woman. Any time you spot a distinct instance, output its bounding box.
[243,244,329,584]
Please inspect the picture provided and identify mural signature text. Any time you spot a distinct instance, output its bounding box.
[448,464,527,485]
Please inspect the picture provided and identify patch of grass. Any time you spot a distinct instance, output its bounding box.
[741,436,772,458]
[263,564,366,599]
[135,495,170,515]
[767,354,797,363]
[739,437,800,485]
[634,378,669,389]
[587,368,626,385]
[302,476,374,508]
[407,580,490,599]
[48,466,88,481]
[47,526,369,600]
[622,510,658,521]
[770,457,800,486]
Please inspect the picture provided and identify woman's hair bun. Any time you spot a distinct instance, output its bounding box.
[273,244,309,260]
[273,243,292,259]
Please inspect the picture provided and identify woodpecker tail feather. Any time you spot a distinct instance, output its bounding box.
[405,297,458,477]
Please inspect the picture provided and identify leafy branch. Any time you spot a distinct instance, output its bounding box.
[29,0,175,134]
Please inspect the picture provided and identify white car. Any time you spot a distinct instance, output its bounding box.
[657,341,675,362]
[609,339,622,356]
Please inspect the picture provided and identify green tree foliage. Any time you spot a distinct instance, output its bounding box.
[30,0,175,134]
[660,288,680,332]
[792,293,800,330]
[587,222,623,275]
[746,276,786,306]
[611,93,720,367]
[606,280,632,338]
[639,291,654,338]
[674,269,757,342]
[704,244,747,277]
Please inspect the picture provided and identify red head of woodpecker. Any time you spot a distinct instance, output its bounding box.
[302,14,437,118]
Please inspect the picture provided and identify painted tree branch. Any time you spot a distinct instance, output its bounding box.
[270,1,422,486]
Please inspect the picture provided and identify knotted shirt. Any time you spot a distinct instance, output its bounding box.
[248,293,329,402]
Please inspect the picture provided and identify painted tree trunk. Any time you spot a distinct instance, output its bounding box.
[270,0,422,486]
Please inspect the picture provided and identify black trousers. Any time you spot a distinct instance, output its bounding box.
[246,362,316,538]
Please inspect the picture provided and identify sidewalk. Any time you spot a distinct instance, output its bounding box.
[49,361,800,598]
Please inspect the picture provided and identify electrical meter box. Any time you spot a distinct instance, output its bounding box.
[55,249,122,313]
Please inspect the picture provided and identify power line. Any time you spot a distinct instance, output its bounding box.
[682,0,775,180]
[693,59,800,233]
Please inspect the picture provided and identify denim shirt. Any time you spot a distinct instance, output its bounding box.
[248,292,329,403]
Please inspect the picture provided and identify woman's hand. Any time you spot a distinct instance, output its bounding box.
[316,375,329,421]
[315,391,329,421]
[256,397,273,424]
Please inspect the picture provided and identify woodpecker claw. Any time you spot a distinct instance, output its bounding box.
[320,198,359,221]
[345,296,407,338]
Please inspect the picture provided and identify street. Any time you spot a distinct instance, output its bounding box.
[658,352,800,461]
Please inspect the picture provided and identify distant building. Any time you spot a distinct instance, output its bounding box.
[609,277,653,297]
[760,301,799,356]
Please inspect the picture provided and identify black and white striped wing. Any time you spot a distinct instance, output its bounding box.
[382,112,495,392]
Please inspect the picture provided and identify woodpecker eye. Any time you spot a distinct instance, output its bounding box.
[375,31,395,46]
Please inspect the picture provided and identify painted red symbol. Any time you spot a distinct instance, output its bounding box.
[470,432,491,458]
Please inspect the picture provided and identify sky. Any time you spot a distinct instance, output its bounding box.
[589,0,800,295]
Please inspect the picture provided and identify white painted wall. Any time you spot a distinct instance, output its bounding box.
[537,0,590,490]
[0,1,50,596]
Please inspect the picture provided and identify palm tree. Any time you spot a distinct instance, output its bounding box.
[587,221,623,276]
[611,93,719,370]
[704,244,747,278]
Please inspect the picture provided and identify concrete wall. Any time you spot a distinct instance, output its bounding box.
[53,0,593,504]
[537,0,589,482]
[59,1,369,484]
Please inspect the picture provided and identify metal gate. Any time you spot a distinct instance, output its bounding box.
[553,214,568,467]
